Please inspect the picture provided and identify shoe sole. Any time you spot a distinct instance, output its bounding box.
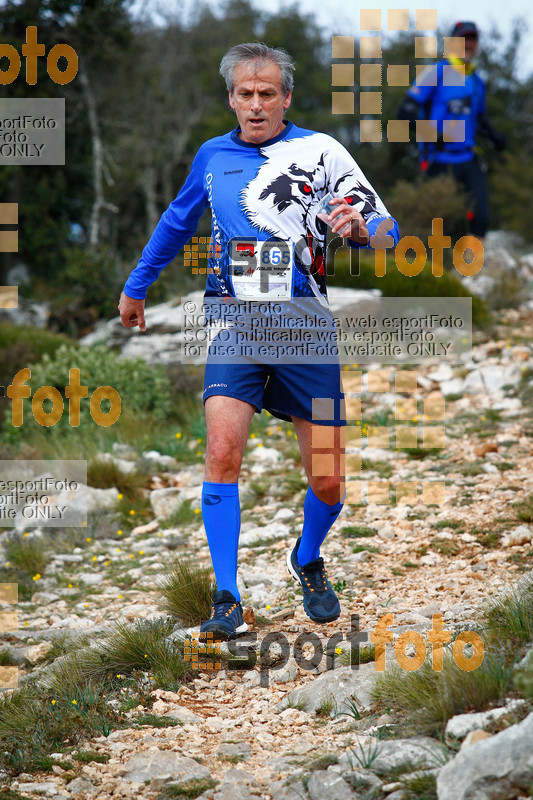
[286,547,341,624]
[199,621,249,641]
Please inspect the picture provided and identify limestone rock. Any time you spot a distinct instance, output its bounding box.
[277,664,377,713]
[121,748,210,784]
[437,712,533,800]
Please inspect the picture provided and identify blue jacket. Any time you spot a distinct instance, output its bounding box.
[123,121,399,301]
[406,59,486,165]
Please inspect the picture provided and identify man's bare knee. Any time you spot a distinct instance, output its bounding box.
[309,476,344,504]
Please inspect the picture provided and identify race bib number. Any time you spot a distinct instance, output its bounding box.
[228,238,294,300]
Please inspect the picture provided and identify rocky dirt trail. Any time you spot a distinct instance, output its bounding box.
[2,299,533,798]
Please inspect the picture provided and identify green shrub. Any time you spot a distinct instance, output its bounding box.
[387,174,469,244]
[87,457,149,501]
[157,557,215,626]
[1,344,172,448]
[326,253,490,329]
[0,323,73,402]
[48,246,126,333]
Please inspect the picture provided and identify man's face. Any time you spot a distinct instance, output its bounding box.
[229,61,292,145]
[464,34,478,62]
[449,33,478,62]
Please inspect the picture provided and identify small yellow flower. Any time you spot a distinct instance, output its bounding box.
[4,562,9,567]
[129,554,134,558]
[72,699,77,705]
[194,508,201,514]
[117,530,123,536]
[197,437,202,444]
[250,433,256,439]
[176,432,182,439]
[86,537,91,542]
[68,584,73,588]
[92,556,98,562]
[335,647,342,654]
[84,603,88,608]
[116,548,121,553]
[150,676,154,680]
[481,416,486,421]
[411,417,418,422]
[118,594,123,599]
[104,561,110,566]
[118,493,124,500]
[51,699,56,705]
[144,654,148,658]
[116,674,122,678]
[24,620,28,626]
[197,451,202,456]
[139,550,144,555]
[266,605,271,610]
[82,521,87,527]
[32,573,41,581]
[129,509,135,516]
[267,430,272,435]
[23,532,29,538]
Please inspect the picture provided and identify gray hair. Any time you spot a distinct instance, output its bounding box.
[219,42,295,96]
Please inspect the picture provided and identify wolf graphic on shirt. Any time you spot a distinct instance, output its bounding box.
[238,134,379,285]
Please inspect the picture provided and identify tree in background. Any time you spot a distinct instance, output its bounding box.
[1,1,531,332]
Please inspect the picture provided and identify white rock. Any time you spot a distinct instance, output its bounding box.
[501,526,533,547]
[93,452,136,473]
[239,522,290,546]
[143,451,179,470]
[273,507,295,521]
[440,378,465,396]
[427,364,453,383]
[25,641,54,664]
[248,447,282,463]
[463,364,521,396]
[149,487,187,519]
[445,699,527,743]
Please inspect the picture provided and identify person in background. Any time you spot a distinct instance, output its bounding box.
[398,21,507,241]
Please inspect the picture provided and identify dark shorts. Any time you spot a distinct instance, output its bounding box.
[427,156,489,237]
[203,359,347,426]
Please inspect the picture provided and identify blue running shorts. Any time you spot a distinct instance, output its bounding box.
[203,358,346,426]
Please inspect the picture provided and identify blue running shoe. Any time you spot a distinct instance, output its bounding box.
[287,537,341,623]
[200,590,248,640]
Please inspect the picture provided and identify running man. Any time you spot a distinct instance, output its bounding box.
[119,42,399,638]
[398,21,507,239]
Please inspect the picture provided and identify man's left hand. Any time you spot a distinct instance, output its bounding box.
[327,198,369,244]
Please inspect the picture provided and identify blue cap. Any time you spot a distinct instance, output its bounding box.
[451,21,478,37]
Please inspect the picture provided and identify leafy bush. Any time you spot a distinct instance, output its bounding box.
[1,344,173,446]
[326,252,490,329]
[0,323,73,403]
[47,246,126,335]
[387,174,469,244]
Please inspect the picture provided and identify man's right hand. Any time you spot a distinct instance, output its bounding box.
[118,291,146,331]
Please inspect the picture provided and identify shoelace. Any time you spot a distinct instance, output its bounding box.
[211,600,239,619]
[300,557,329,592]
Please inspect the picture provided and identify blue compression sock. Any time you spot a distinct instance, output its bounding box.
[202,481,241,601]
[297,486,345,566]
